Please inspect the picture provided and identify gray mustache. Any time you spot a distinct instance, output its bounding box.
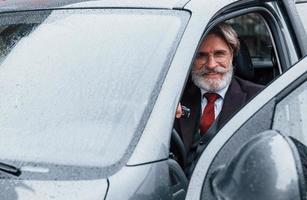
[192,66,229,76]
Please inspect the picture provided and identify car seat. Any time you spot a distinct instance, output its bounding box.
[233,37,255,82]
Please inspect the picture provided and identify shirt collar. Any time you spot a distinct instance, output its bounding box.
[200,84,229,100]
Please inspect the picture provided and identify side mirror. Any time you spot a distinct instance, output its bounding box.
[210,130,304,200]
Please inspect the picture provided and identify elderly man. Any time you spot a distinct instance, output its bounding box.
[175,23,263,177]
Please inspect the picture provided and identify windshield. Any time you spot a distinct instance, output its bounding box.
[0,9,188,168]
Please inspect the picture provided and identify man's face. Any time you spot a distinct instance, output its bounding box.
[192,34,234,92]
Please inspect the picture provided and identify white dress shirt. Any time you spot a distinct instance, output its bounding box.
[200,85,229,119]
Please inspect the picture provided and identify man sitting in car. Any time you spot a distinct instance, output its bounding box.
[175,22,264,177]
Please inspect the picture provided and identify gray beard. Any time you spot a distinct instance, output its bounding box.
[191,65,233,92]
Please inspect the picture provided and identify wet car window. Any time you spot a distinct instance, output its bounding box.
[273,80,307,145]
[0,9,188,168]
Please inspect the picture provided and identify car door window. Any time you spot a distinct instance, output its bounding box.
[273,80,307,144]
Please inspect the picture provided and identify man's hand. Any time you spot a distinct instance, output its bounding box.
[176,103,190,119]
[176,103,183,118]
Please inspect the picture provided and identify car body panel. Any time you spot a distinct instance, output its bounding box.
[281,0,307,57]
[0,0,190,12]
[0,178,108,200]
[62,0,190,9]
[107,160,171,200]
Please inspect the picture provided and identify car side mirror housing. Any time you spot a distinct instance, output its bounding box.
[209,130,305,200]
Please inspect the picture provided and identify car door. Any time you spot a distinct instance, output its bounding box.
[186,56,307,199]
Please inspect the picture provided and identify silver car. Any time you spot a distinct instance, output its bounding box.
[0,0,306,199]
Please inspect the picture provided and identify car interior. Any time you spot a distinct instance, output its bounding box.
[229,13,280,85]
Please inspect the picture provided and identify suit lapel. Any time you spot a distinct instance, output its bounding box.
[179,84,201,150]
[218,77,247,128]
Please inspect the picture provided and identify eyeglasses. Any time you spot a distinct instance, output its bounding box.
[195,50,231,65]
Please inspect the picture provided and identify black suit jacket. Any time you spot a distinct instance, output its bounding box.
[176,76,264,152]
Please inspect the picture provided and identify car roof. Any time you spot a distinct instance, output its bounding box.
[0,0,190,12]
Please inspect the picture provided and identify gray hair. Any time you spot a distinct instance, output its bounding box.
[207,22,240,55]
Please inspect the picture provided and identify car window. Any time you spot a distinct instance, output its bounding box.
[0,9,189,170]
[296,1,307,32]
[273,80,307,144]
[227,13,279,85]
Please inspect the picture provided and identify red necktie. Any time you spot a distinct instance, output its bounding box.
[199,93,220,135]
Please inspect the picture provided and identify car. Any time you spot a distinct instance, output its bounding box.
[0,0,306,199]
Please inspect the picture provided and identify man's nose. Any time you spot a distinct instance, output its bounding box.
[205,55,218,68]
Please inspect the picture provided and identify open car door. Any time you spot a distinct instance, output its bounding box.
[186,55,307,199]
